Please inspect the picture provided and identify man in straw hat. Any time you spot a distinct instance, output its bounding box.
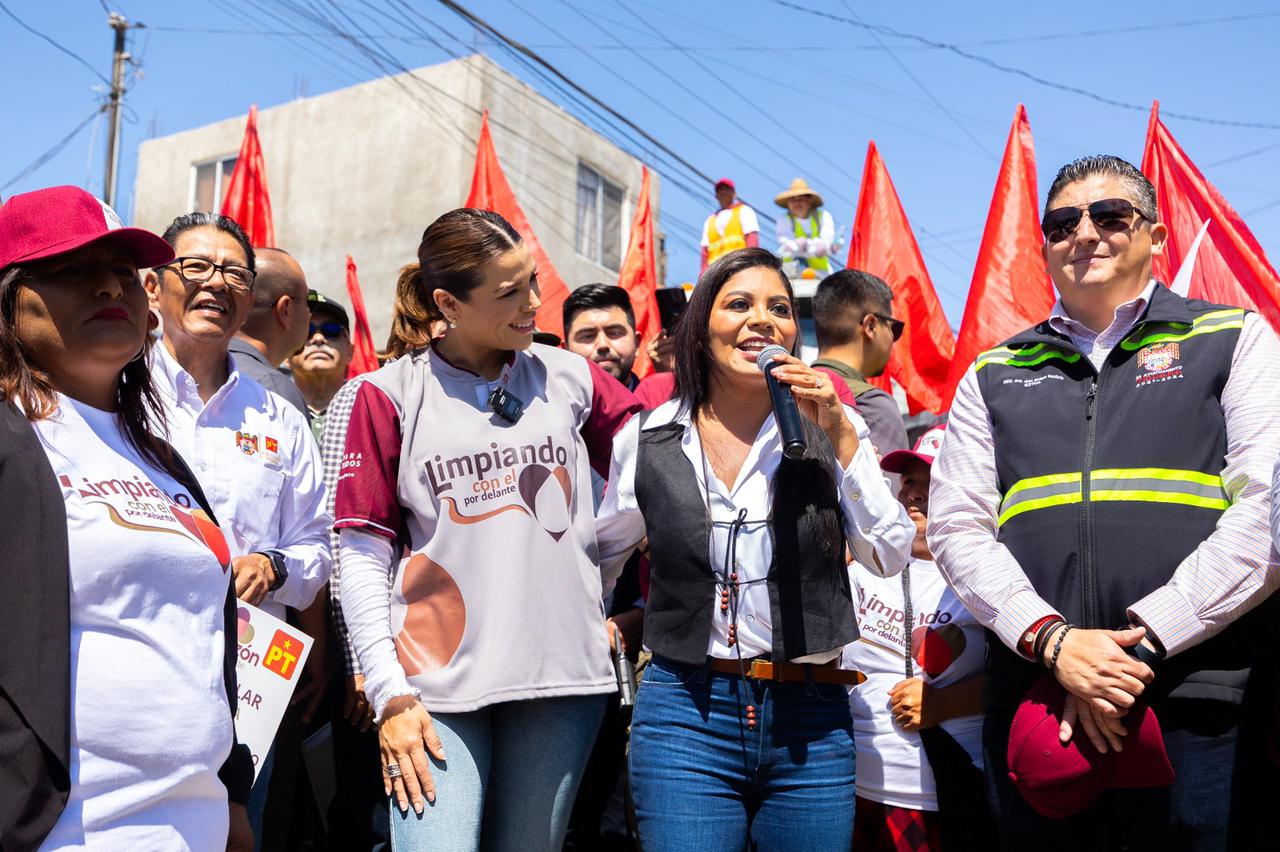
[775,177,836,278]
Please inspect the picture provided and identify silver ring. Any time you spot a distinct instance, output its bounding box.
[386,763,402,778]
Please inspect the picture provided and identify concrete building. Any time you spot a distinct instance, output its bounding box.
[133,54,660,343]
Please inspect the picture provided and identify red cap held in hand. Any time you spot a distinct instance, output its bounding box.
[1007,675,1174,819]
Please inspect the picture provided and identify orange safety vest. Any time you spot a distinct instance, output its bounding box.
[704,205,747,264]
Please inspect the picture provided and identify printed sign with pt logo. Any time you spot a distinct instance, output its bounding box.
[263,629,303,679]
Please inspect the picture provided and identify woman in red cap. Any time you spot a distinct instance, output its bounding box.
[0,186,253,851]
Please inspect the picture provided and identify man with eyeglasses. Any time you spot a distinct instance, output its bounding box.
[929,155,1280,847]
[290,290,354,443]
[811,268,909,456]
[228,247,312,418]
[145,212,332,846]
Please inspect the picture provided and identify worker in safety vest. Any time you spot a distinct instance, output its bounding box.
[929,154,1280,847]
[775,177,836,277]
[699,177,759,272]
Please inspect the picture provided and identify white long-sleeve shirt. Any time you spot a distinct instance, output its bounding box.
[929,283,1280,658]
[152,342,332,622]
[775,209,836,260]
[596,399,914,662]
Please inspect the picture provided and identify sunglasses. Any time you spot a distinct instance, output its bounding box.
[870,313,905,342]
[308,321,347,340]
[1041,198,1148,243]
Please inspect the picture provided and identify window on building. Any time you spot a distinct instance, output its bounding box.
[576,162,624,271]
[191,156,238,212]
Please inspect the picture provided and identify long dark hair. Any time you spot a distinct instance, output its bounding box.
[0,262,175,477]
[672,247,797,418]
[670,246,844,569]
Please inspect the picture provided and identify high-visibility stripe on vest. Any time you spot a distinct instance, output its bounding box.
[972,285,1269,711]
[705,206,747,264]
[996,468,1230,526]
[783,213,830,272]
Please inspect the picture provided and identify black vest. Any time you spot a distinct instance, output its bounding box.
[634,416,855,665]
[975,286,1275,710]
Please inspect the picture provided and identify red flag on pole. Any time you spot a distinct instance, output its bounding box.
[1141,101,1280,334]
[942,104,1054,410]
[220,105,275,248]
[848,141,955,415]
[465,111,570,335]
[344,255,379,378]
[616,167,660,379]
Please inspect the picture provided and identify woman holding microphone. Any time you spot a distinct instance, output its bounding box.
[335,209,639,851]
[596,247,914,851]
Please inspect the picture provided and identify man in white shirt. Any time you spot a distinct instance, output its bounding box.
[700,177,760,272]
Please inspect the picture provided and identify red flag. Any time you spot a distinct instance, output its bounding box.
[220,105,275,248]
[465,111,570,335]
[344,255,379,378]
[616,167,660,379]
[848,142,955,415]
[1141,101,1280,334]
[942,104,1054,409]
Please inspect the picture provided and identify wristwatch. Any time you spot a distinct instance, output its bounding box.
[259,550,288,593]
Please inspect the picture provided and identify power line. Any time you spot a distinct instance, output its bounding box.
[766,0,1280,131]
[1208,141,1280,168]
[0,0,112,85]
[3,108,104,192]
[837,0,993,162]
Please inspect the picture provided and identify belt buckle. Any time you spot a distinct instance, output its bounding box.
[747,659,775,681]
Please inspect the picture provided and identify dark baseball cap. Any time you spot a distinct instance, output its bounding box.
[307,289,350,330]
[0,185,174,272]
[1007,675,1174,819]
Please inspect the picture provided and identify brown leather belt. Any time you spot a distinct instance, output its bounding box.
[705,656,866,686]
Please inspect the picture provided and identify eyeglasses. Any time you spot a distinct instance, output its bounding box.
[1041,198,1149,243]
[309,321,347,340]
[870,313,905,342]
[160,256,256,293]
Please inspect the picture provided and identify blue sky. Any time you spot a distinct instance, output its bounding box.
[5,0,1280,325]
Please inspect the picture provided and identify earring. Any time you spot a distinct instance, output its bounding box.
[448,319,457,329]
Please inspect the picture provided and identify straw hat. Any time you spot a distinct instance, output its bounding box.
[774,177,824,209]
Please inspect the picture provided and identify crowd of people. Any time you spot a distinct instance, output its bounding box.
[1,151,1277,852]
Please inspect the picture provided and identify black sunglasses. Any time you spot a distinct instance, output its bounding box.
[308,321,347,340]
[869,313,905,342]
[1041,198,1148,243]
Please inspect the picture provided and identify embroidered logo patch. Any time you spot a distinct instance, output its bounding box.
[1135,342,1183,387]
[236,431,259,456]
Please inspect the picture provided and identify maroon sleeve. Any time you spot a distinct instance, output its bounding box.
[333,381,404,540]
[815,366,857,408]
[634,372,676,411]
[581,358,643,479]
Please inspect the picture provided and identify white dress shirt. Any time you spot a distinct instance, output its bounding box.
[776,209,836,260]
[929,282,1280,657]
[597,399,914,661]
[152,343,332,622]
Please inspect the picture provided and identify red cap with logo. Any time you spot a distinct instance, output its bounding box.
[0,185,174,272]
[881,424,945,473]
[1006,675,1175,819]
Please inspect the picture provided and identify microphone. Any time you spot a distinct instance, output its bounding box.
[756,344,807,460]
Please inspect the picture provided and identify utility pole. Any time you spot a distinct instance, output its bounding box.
[103,12,130,208]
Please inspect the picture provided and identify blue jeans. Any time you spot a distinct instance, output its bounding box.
[629,656,857,852]
[390,693,606,851]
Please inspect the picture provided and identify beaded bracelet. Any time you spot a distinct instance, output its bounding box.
[1048,624,1075,671]
[1031,617,1066,662]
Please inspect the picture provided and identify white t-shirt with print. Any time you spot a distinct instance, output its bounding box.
[34,396,234,852]
[843,558,984,811]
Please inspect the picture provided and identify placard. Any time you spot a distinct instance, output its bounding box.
[232,602,312,780]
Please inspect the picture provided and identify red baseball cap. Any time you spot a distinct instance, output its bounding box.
[714,177,736,191]
[1007,675,1174,819]
[881,424,945,473]
[0,185,174,272]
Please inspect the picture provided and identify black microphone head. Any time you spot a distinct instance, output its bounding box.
[756,344,789,373]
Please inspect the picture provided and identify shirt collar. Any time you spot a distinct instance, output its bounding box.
[227,337,270,367]
[152,338,242,403]
[1047,279,1158,338]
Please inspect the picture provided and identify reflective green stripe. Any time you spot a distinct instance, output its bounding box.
[998,473,1082,525]
[976,346,1082,372]
[1121,309,1245,350]
[998,467,1228,526]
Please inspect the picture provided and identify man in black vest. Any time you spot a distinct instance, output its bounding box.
[929,154,1280,848]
